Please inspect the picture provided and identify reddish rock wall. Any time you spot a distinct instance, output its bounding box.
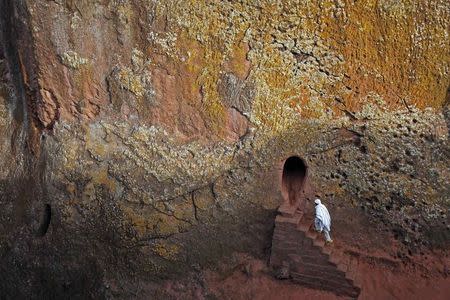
[0,0,448,298]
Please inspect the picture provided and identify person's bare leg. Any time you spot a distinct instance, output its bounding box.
[324,229,333,243]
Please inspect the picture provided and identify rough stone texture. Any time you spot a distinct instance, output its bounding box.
[0,0,449,298]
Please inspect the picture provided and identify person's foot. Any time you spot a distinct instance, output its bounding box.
[325,239,334,244]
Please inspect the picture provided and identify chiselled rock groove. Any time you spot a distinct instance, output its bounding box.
[270,204,361,298]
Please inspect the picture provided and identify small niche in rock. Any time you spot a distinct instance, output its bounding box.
[360,145,368,154]
[353,137,362,147]
[37,204,52,237]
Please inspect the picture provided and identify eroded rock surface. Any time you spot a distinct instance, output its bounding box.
[0,0,449,298]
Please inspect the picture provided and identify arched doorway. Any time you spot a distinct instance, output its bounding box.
[281,156,307,207]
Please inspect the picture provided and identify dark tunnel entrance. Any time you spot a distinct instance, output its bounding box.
[282,156,307,207]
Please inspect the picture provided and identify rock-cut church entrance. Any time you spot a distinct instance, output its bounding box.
[281,156,307,208]
[271,156,361,297]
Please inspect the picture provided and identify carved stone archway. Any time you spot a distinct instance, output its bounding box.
[281,156,307,208]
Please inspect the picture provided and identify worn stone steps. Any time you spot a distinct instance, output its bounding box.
[329,252,347,265]
[291,270,353,290]
[291,272,360,298]
[278,204,298,217]
[270,202,361,298]
[296,265,348,283]
[343,259,362,287]
[275,212,303,225]
[296,254,330,266]
[270,191,361,298]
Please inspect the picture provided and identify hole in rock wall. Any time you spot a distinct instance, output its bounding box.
[38,204,51,237]
[282,156,307,206]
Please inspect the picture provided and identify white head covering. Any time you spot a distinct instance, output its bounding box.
[314,199,331,231]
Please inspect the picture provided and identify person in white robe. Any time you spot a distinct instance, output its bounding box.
[314,198,333,243]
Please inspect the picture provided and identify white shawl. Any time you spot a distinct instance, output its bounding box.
[314,199,331,232]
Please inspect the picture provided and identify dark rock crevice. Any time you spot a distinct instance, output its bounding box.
[0,0,53,154]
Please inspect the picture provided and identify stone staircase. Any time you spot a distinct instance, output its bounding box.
[270,205,361,299]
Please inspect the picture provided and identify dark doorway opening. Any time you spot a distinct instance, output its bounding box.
[282,156,307,206]
[38,204,52,237]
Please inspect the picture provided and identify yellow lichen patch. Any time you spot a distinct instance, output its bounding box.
[155,214,182,236]
[68,63,104,119]
[116,2,133,26]
[223,36,251,80]
[196,49,227,134]
[159,0,449,137]
[60,51,88,69]
[121,206,149,237]
[90,167,116,192]
[172,199,195,222]
[193,191,214,211]
[151,241,180,261]
[148,26,229,135]
[121,206,184,240]
[0,99,8,127]
[116,67,145,97]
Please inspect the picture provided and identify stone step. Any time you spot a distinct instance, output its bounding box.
[298,219,312,232]
[336,285,361,299]
[329,252,348,265]
[330,254,350,273]
[322,244,334,255]
[272,249,330,267]
[272,231,297,241]
[291,273,328,291]
[276,241,303,249]
[297,248,327,257]
[271,249,301,260]
[336,262,349,273]
[271,208,360,299]
[272,227,301,238]
[291,272,359,297]
[313,238,326,248]
[298,260,340,273]
[274,225,296,234]
[288,253,329,266]
[299,215,313,222]
[277,231,304,240]
[272,238,306,248]
[278,205,295,217]
[275,214,302,227]
[294,267,353,287]
[306,230,319,240]
[276,213,303,223]
[269,255,284,267]
[344,272,361,287]
[294,259,347,277]
[344,286,361,299]
[276,220,300,228]
[295,261,347,280]
[278,205,303,218]
[345,261,362,287]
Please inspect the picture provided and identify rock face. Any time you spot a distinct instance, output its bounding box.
[0,0,449,298]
